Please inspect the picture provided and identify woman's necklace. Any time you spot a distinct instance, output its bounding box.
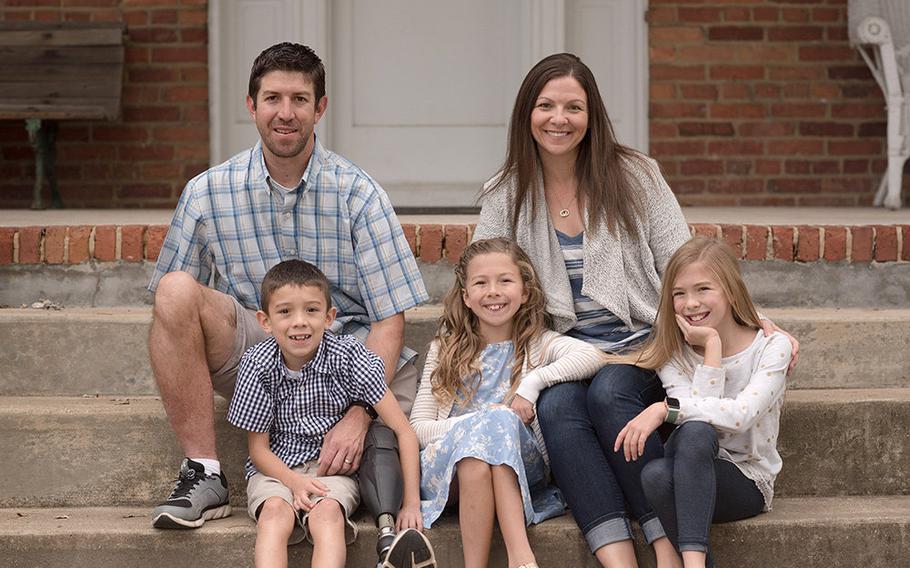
[554,192,577,218]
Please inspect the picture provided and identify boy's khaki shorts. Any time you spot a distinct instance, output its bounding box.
[247,460,360,545]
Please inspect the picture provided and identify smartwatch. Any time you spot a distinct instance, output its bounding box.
[665,397,680,424]
[348,400,378,420]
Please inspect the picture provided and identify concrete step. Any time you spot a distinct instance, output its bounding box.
[1,390,907,509]
[1,307,909,396]
[1,497,908,567]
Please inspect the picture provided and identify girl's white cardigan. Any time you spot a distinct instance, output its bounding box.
[409,329,607,467]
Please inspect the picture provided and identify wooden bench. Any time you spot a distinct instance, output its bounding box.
[0,22,125,209]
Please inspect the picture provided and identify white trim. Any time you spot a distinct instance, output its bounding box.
[208,2,222,166]
[636,0,649,153]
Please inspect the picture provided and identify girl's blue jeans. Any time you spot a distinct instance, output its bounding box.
[537,363,668,553]
[640,421,765,567]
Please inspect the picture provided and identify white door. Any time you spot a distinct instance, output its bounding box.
[210,0,648,209]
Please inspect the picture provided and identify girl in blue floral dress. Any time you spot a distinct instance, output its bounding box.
[410,238,607,568]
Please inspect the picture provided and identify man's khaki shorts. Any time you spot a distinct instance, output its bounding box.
[210,295,418,415]
[246,461,359,545]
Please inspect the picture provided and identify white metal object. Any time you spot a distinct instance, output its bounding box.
[849,0,910,209]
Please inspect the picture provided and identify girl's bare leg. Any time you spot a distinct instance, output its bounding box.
[457,458,496,568]
[490,464,535,568]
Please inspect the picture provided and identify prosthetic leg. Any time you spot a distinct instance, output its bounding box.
[359,422,436,568]
[359,423,404,565]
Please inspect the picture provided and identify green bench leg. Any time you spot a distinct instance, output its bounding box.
[26,118,63,210]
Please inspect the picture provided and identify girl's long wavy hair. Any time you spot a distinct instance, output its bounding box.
[431,238,548,408]
[483,52,645,237]
[610,237,762,370]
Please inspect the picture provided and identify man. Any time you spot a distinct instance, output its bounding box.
[147,43,435,567]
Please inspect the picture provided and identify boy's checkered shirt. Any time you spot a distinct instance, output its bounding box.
[227,333,387,479]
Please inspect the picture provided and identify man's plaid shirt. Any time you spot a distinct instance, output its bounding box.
[227,333,387,479]
[148,137,429,368]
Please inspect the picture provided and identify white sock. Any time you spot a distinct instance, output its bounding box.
[190,458,221,476]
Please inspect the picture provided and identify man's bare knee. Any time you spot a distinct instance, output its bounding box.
[153,272,204,323]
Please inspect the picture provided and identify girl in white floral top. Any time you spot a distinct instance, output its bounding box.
[611,237,793,568]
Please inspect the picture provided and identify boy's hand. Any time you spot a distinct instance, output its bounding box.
[675,314,720,348]
[287,474,329,512]
[509,395,535,424]
[613,402,667,462]
[395,502,423,532]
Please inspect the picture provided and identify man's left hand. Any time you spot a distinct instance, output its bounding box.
[317,406,371,476]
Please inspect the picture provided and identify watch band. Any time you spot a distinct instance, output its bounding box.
[665,397,680,424]
[348,400,378,420]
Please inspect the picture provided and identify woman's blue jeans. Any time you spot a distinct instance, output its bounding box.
[537,363,667,553]
[640,421,765,567]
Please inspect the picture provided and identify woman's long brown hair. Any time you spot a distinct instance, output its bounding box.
[484,52,646,237]
[431,238,548,408]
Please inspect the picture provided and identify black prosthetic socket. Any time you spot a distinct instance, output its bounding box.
[358,423,404,562]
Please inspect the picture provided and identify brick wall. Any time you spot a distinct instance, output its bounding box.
[648,0,907,206]
[1,1,905,208]
[0,0,209,208]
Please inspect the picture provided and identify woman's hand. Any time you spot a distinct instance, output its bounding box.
[613,402,668,462]
[509,395,535,424]
[396,502,423,532]
[759,318,800,374]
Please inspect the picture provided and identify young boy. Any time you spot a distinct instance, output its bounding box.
[227,260,428,568]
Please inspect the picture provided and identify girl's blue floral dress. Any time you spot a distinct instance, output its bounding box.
[419,341,565,528]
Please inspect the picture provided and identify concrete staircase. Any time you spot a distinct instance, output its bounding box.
[1,220,909,564]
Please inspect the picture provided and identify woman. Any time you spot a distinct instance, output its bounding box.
[473,53,796,567]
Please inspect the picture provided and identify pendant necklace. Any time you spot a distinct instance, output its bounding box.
[555,192,577,218]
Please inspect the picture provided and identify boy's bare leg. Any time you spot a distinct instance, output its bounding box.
[308,499,347,568]
[490,465,535,568]
[456,458,495,568]
[148,271,238,458]
[255,498,296,568]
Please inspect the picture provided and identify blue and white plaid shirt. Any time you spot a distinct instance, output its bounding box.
[149,137,429,368]
[227,333,388,479]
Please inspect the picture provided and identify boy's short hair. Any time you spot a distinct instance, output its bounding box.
[260,260,332,312]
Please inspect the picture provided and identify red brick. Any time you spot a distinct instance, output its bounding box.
[768,26,823,41]
[651,103,707,119]
[784,160,811,175]
[120,225,144,262]
[709,65,764,80]
[708,26,763,41]
[799,122,853,137]
[18,226,43,264]
[812,161,840,175]
[738,122,795,137]
[851,226,873,262]
[710,103,764,119]
[128,27,179,43]
[830,103,884,119]
[651,26,703,43]
[162,86,208,103]
[443,225,469,264]
[771,103,826,118]
[178,8,207,25]
[650,141,705,155]
[681,160,724,176]
[767,140,824,156]
[689,223,719,239]
[93,125,149,143]
[401,224,418,256]
[823,226,847,261]
[781,8,810,24]
[768,178,822,193]
[151,46,207,64]
[419,224,443,263]
[67,225,92,264]
[707,179,763,194]
[93,225,117,261]
[745,225,769,260]
[725,161,753,176]
[707,140,763,155]
[874,225,898,262]
[651,65,706,81]
[720,224,744,258]
[122,9,148,26]
[153,126,208,142]
[770,66,826,81]
[650,84,676,101]
[149,9,177,24]
[142,225,167,261]
[828,140,882,155]
[678,122,734,137]
[902,226,910,261]
[679,84,717,100]
[678,7,722,23]
[753,7,779,22]
[0,228,15,265]
[828,66,873,80]
[796,226,820,262]
[799,45,855,62]
[647,6,676,24]
[44,226,67,264]
[772,227,795,261]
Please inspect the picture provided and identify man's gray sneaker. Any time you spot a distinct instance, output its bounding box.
[152,458,232,529]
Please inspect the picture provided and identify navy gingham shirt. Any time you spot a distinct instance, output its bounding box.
[148,137,429,368]
[227,333,388,479]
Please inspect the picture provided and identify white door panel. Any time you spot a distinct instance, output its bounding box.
[210,0,648,208]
